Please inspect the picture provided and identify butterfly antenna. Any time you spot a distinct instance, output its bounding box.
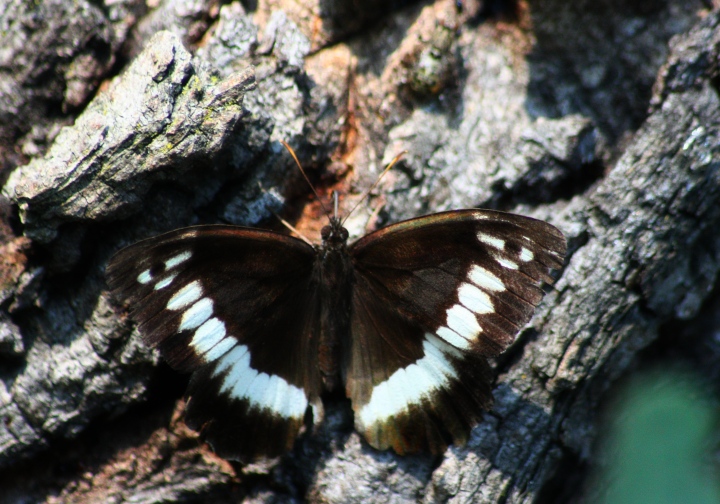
[341,151,407,226]
[257,181,314,246]
[274,213,314,246]
[280,141,331,219]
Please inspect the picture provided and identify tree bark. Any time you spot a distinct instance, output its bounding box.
[0,0,717,502]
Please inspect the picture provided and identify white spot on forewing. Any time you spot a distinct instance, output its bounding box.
[494,254,519,270]
[165,251,191,270]
[477,233,505,250]
[167,280,203,310]
[436,326,471,349]
[179,297,213,331]
[216,344,308,419]
[190,317,226,354]
[137,269,153,284]
[358,335,458,426]
[468,264,505,292]
[154,273,178,290]
[457,283,494,315]
[446,304,481,340]
[520,247,534,262]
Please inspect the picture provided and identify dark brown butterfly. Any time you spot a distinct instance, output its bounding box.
[106,197,565,461]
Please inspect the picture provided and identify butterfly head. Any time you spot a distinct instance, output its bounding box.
[321,217,349,251]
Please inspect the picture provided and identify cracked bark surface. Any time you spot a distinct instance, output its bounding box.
[0,0,718,502]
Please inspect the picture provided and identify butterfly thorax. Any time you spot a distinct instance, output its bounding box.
[320,217,349,251]
[315,217,353,391]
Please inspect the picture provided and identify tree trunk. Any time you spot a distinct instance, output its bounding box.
[0,0,718,502]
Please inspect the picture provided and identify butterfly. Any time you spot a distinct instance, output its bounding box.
[106,188,566,461]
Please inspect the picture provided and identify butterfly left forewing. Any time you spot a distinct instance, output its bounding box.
[106,225,324,461]
[346,210,566,454]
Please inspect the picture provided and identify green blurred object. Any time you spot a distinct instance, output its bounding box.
[596,371,719,504]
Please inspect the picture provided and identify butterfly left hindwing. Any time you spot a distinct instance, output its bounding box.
[106,225,324,460]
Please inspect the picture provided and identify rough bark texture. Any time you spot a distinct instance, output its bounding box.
[0,0,718,502]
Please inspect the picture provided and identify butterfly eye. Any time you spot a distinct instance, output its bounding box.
[321,225,332,240]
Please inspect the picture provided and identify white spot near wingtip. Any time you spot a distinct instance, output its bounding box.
[165,251,192,270]
[477,233,505,250]
[520,247,534,262]
[137,269,153,284]
[154,273,178,290]
[494,254,519,270]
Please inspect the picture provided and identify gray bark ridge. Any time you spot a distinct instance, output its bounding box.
[3,31,255,244]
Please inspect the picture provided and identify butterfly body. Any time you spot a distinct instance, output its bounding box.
[316,217,353,392]
[106,209,566,460]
